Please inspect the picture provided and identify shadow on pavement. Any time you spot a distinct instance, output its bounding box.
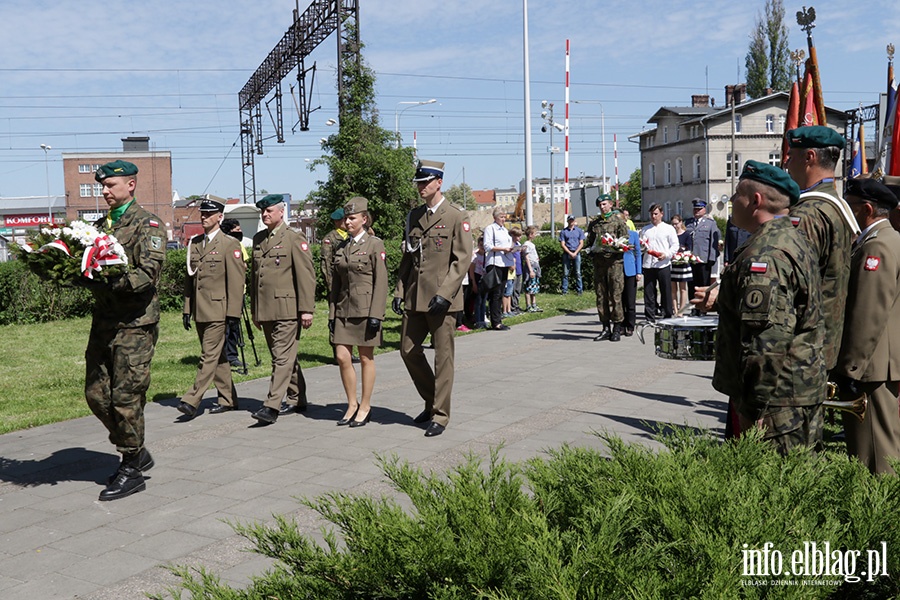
[0,447,119,487]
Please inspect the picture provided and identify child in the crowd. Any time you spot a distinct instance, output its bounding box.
[522,225,542,312]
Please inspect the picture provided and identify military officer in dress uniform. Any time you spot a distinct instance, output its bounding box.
[86,160,165,500]
[705,161,825,454]
[392,160,473,437]
[685,198,720,298]
[785,125,859,373]
[585,194,629,341]
[249,194,317,424]
[833,178,900,474]
[321,207,348,295]
[177,199,246,418]
[329,197,389,427]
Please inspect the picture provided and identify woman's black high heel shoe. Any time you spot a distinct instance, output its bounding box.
[349,411,371,428]
[337,408,358,426]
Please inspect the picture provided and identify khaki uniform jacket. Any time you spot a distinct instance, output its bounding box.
[328,233,389,320]
[183,232,246,323]
[250,222,316,322]
[835,219,900,383]
[91,201,165,330]
[395,200,473,312]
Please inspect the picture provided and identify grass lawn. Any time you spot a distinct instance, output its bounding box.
[0,292,595,435]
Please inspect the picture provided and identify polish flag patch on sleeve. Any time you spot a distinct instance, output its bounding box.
[865,256,881,271]
[750,262,768,273]
[301,242,309,252]
[149,219,160,228]
[789,216,801,227]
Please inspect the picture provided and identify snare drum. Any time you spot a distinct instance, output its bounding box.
[652,316,718,361]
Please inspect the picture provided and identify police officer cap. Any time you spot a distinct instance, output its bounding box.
[199,199,225,213]
[330,207,345,220]
[692,198,708,208]
[255,194,284,209]
[846,177,899,210]
[739,160,801,204]
[412,159,444,182]
[95,160,138,182]
[787,126,846,150]
[343,196,368,215]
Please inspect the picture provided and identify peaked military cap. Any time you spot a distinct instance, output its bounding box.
[343,196,368,215]
[330,207,345,220]
[787,126,846,150]
[95,160,138,182]
[255,194,284,209]
[199,199,225,213]
[692,198,708,208]
[412,159,444,182]
[846,177,899,210]
[740,160,801,205]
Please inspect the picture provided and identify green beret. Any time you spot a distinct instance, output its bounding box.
[740,160,800,204]
[95,160,138,182]
[255,194,284,209]
[330,207,345,220]
[787,126,846,150]
[599,194,613,202]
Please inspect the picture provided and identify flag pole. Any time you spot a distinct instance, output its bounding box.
[797,6,826,126]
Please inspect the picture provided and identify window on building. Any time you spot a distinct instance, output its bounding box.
[664,160,672,186]
[94,183,103,196]
[768,151,781,166]
[648,163,656,188]
[675,126,681,142]
[675,158,684,184]
[734,114,742,134]
[676,200,684,217]
[664,202,671,221]
[78,164,92,173]
[766,114,775,133]
[693,155,702,181]
[80,183,92,197]
[663,126,668,144]
[726,153,741,178]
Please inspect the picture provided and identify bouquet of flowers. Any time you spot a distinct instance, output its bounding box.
[671,250,700,266]
[12,220,128,285]
[591,233,632,253]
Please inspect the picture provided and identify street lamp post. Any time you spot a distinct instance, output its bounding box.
[40,144,52,225]
[541,101,564,238]
[394,99,436,150]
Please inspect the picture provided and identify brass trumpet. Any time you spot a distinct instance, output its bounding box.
[823,381,867,422]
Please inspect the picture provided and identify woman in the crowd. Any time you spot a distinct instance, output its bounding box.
[329,197,388,427]
[670,214,692,314]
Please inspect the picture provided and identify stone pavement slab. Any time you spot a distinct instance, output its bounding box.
[0,308,726,599]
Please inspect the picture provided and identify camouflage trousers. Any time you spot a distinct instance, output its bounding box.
[735,400,824,455]
[592,256,624,324]
[85,324,158,456]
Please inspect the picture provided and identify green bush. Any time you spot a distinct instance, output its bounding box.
[155,430,900,599]
[533,234,593,294]
[0,260,92,325]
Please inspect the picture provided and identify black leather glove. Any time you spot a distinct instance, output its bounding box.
[391,297,404,316]
[226,316,240,328]
[182,314,192,331]
[427,295,451,315]
[328,319,335,333]
[366,318,382,334]
[834,374,862,399]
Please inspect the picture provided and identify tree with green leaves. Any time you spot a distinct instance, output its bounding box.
[306,34,417,240]
[443,183,476,211]
[745,0,792,98]
[620,168,642,217]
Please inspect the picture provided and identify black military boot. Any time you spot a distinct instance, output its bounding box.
[594,323,611,341]
[100,453,146,501]
[107,447,154,484]
[610,322,623,342]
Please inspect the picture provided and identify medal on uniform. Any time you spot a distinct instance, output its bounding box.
[275,257,281,266]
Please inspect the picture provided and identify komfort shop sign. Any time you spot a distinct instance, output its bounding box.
[3,214,65,227]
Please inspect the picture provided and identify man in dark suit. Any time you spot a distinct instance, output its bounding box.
[249,194,317,424]
[393,160,473,437]
[833,178,900,474]
[178,199,246,418]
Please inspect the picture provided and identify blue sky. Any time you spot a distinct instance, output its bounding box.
[1,0,898,202]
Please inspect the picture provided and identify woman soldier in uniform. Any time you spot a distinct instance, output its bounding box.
[329,197,389,427]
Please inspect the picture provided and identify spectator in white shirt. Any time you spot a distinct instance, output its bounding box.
[483,207,516,330]
[639,203,679,321]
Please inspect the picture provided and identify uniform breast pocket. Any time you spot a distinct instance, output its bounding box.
[430,233,449,252]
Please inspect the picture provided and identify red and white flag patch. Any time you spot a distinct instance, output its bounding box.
[380,251,386,261]
[233,249,242,259]
[462,222,470,232]
[750,262,768,273]
[789,216,801,227]
[301,242,309,252]
[149,219,160,228]
[865,256,881,271]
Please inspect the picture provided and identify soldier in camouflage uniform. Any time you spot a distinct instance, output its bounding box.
[711,161,825,455]
[785,126,859,372]
[585,194,629,341]
[85,160,165,500]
